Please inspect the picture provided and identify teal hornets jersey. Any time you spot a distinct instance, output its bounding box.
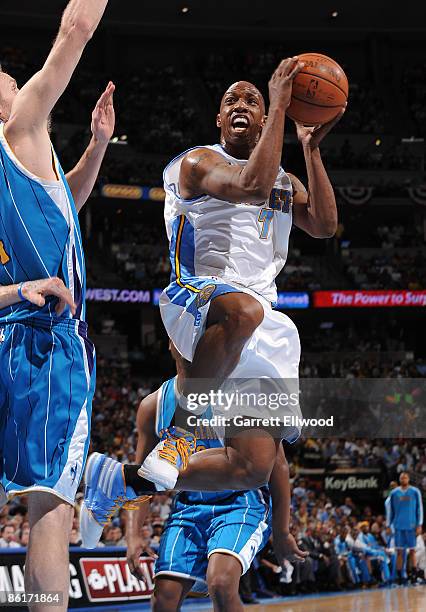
[0,122,86,324]
[386,485,424,530]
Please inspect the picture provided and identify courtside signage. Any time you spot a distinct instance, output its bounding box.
[314,290,426,308]
[86,288,151,303]
[79,557,154,602]
[276,292,309,309]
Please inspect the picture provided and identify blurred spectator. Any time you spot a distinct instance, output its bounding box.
[0,523,21,548]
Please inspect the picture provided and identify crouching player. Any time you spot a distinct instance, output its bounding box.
[124,347,307,611]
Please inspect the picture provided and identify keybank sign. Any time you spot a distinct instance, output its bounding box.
[325,475,379,492]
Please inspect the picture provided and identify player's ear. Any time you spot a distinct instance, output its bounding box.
[261,114,267,127]
[216,113,221,128]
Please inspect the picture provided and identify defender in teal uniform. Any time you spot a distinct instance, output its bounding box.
[386,472,424,583]
[82,345,307,611]
[0,0,113,607]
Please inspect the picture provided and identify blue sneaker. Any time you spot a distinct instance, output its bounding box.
[138,427,197,490]
[80,453,150,549]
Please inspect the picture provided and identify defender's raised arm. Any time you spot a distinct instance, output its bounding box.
[4,0,109,180]
[8,0,109,129]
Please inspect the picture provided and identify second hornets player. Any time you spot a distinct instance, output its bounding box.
[122,344,307,612]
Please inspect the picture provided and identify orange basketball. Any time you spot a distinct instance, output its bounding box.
[287,53,348,126]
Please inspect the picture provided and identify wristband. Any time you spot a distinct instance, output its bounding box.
[18,282,27,302]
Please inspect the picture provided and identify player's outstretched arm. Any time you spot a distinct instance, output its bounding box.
[8,0,109,129]
[179,57,305,205]
[269,444,308,564]
[66,82,115,211]
[0,278,76,315]
[126,392,159,581]
[5,0,109,178]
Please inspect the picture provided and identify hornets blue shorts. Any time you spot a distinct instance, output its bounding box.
[395,528,417,549]
[0,317,95,505]
[154,490,271,592]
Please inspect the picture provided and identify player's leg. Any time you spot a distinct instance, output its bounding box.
[153,508,208,610]
[25,493,73,612]
[206,490,270,611]
[152,576,194,612]
[408,541,418,583]
[0,362,7,508]
[181,292,264,396]
[206,553,244,612]
[378,550,391,583]
[395,529,408,583]
[140,302,299,491]
[2,321,95,601]
[177,429,279,490]
[396,549,404,571]
[346,554,360,585]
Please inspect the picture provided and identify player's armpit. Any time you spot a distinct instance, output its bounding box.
[179,148,269,205]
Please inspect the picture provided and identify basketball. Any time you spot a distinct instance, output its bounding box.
[287,53,348,126]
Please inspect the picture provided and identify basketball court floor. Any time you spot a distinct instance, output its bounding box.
[78,585,426,612]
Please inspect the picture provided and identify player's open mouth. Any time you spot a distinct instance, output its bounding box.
[231,114,250,133]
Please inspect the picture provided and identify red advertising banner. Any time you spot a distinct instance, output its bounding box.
[313,290,426,308]
[80,556,155,602]
[0,548,155,608]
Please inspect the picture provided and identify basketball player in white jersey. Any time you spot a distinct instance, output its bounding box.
[139,57,346,488]
[80,56,346,552]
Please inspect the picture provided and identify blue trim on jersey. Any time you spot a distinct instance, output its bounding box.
[169,215,196,283]
[178,218,195,279]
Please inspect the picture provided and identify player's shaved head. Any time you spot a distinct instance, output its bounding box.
[217,80,267,157]
[221,81,265,114]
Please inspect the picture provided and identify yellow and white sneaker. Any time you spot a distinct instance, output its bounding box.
[138,426,196,490]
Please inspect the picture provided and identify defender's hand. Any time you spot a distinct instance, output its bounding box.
[91,81,116,145]
[127,537,149,582]
[295,103,347,149]
[268,57,305,111]
[21,278,76,316]
[273,531,308,564]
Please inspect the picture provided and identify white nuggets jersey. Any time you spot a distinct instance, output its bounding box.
[163,144,293,304]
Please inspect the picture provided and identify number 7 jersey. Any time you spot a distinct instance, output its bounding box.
[163,144,293,305]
